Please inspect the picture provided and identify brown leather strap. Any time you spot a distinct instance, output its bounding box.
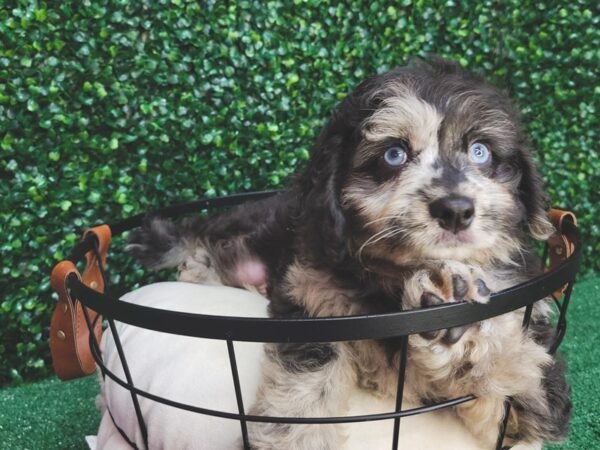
[82,225,111,292]
[49,225,111,380]
[546,209,577,298]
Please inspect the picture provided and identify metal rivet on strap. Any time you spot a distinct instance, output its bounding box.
[57,330,66,340]
[90,281,98,289]
[555,246,564,256]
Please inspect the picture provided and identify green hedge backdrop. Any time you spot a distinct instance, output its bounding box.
[1,1,598,384]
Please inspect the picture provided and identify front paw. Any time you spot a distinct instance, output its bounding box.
[404,261,491,344]
[126,215,182,270]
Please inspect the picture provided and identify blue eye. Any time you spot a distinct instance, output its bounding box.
[468,142,491,165]
[383,146,408,167]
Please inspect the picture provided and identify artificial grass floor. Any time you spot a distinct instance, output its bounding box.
[1,277,599,450]
[0,376,99,449]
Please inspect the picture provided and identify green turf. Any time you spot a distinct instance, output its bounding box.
[1,277,598,449]
[545,276,600,449]
[0,376,99,449]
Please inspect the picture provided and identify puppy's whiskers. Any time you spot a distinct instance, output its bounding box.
[357,225,401,264]
[364,215,398,227]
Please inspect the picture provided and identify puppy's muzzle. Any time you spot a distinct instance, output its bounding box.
[429,195,475,233]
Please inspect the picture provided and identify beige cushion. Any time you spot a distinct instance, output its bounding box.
[95,282,481,449]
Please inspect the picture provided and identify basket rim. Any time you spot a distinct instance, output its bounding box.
[64,191,582,343]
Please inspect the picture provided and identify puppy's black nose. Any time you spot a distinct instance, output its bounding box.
[429,195,475,233]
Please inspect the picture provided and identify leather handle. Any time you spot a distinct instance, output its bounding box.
[49,225,111,380]
[82,225,111,292]
[546,209,577,298]
[49,261,98,379]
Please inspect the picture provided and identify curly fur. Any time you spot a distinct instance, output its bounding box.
[128,57,570,449]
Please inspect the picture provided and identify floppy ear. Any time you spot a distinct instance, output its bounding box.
[517,149,555,240]
[296,117,350,265]
[295,76,381,265]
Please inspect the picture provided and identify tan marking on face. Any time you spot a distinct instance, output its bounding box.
[348,164,524,266]
[354,92,443,168]
[342,85,539,267]
[440,96,520,158]
[344,142,525,266]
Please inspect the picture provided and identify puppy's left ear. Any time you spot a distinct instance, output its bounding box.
[518,149,555,240]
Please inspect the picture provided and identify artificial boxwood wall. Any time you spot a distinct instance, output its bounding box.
[1,1,598,384]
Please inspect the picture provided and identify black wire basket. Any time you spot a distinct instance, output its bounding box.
[52,191,582,450]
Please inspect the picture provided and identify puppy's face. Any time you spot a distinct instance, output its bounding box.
[329,61,553,266]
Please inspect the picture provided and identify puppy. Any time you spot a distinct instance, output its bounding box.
[128,58,571,449]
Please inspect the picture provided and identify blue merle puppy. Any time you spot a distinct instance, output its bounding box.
[128,58,570,450]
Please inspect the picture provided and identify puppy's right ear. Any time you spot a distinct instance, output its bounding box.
[296,116,350,265]
[295,79,378,266]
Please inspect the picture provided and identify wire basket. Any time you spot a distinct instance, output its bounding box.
[50,191,582,450]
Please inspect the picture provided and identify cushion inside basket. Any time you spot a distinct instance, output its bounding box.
[95,281,482,449]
